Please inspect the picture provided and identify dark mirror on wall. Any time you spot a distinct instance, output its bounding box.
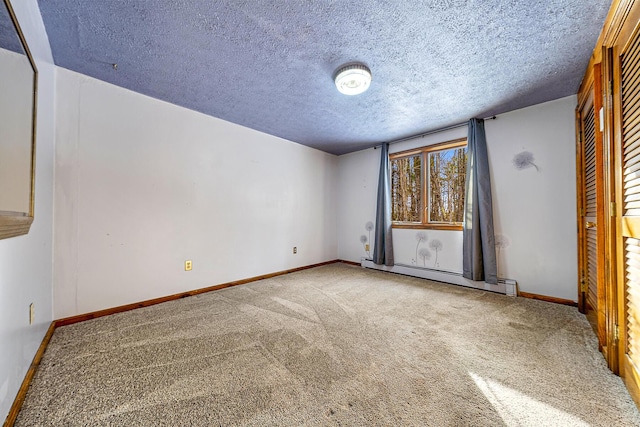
[0,0,37,239]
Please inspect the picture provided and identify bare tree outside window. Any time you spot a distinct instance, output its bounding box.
[391,154,421,222]
[429,147,467,223]
[390,139,467,228]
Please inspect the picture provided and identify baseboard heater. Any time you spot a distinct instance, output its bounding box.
[360,259,517,296]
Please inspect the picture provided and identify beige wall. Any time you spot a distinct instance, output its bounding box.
[337,96,578,301]
[0,0,55,421]
[53,68,338,318]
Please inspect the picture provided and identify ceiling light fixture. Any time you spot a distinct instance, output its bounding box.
[334,63,372,95]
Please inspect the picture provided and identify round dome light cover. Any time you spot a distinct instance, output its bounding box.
[334,64,372,95]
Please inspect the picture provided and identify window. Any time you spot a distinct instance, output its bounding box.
[390,138,467,230]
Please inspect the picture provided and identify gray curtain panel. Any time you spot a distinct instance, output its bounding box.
[373,143,394,266]
[463,118,497,284]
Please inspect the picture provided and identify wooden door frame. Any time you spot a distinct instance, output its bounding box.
[593,62,608,355]
[576,70,608,352]
[602,46,621,375]
[611,2,640,403]
[575,0,640,405]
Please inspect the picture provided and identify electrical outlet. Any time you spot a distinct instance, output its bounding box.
[185,260,192,271]
[365,244,370,252]
[293,247,297,254]
[29,303,34,325]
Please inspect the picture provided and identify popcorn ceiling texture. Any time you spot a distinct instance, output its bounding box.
[0,1,25,54]
[36,0,610,154]
[15,264,640,425]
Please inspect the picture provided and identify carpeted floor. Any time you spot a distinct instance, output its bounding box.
[15,263,640,426]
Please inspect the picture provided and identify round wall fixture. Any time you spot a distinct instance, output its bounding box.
[334,63,372,95]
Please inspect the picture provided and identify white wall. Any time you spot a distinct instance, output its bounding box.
[337,96,578,301]
[336,145,379,263]
[54,68,338,319]
[487,96,578,301]
[0,0,54,422]
[337,126,468,273]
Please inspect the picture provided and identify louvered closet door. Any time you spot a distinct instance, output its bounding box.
[578,79,606,347]
[619,21,640,403]
[584,103,599,312]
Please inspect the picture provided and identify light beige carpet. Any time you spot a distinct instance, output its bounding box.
[15,263,640,426]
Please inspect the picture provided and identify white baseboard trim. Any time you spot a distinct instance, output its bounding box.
[361,259,507,295]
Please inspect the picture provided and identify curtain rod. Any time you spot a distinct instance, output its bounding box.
[374,116,497,149]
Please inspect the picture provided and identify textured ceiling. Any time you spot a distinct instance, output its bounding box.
[0,1,24,54]
[37,0,611,155]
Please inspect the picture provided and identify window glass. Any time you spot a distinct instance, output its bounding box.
[390,139,467,229]
[391,154,421,222]
[428,146,467,223]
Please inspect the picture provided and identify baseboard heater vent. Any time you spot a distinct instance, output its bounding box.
[361,259,516,296]
[498,278,517,296]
